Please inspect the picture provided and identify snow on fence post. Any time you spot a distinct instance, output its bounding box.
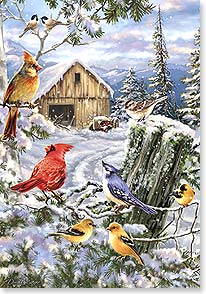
[121,115,197,252]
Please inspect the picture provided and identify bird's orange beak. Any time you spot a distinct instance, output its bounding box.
[36,65,42,71]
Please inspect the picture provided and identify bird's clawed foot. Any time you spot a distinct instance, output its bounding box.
[115,256,126,262]
[114,204,127,214]
[70,243,81,251]
[51,191,64,203]
[1,134,15,141]
[43,191,64,204]
[28,102,36,109]
[42,191,50,204]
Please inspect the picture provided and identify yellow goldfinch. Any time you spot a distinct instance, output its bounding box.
[49,219,96,243]
[172,183,195,206]
[107,222,144,266]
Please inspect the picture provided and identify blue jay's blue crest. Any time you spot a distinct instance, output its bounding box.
[102,161,120,174]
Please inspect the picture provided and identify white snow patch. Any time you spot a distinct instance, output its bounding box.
[153,248,183,265]
[34,60,114,101]
[123,223,147,235]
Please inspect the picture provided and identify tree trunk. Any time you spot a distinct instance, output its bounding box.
[0,7,20,200]
[120,115,195,252]
[0,8,7,94]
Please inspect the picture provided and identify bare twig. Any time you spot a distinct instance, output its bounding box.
[2,0,95,61]
[133,228,200,243]
[189,201,199,257]
[155,211,176,238]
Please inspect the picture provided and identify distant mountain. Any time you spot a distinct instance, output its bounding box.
[4,39,187,106]
[5,39,56,79]
[91,64,188,106]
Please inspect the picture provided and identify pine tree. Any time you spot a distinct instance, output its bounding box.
[136,78,151,102]
[178,28,200,129]
[112,68,149,121]
[148,6,176,118]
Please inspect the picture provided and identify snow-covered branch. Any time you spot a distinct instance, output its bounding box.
[0,102,39,109]
[2,1,26,23]
[133,228,200,243]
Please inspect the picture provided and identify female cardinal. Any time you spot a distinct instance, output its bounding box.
[11,143,74,202]
[2,50,42,140]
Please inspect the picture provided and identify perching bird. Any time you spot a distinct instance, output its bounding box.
[41,16,65,31]
[19,14,39,38]
[107,222,144,265]
[2,51,42,140]
[171,183,195,206]
[125,96,167,121]
[49,219,96,244]
[11,143,74,202]
[102,161,157,214]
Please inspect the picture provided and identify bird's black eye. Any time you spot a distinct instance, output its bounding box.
[180,184,187,192]
[50,145,56,151]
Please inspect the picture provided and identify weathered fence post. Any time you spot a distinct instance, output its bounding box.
[120,115,197,252]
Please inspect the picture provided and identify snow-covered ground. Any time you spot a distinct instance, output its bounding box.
[18,120,200,231]
[20,124,127,191]
[0,120,200,287]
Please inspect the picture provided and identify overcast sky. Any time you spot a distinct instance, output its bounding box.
[2,0,200,70]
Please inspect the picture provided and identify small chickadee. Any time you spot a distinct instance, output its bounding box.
[41,16,65,31]
[19,14,39,38]
[125,96,167,121]
[171,183,195,206]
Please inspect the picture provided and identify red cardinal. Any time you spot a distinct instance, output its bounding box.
[2,50,42,140]
[11,143,74,202]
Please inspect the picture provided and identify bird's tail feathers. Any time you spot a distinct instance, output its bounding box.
[48,232,64,237]
[157,96,168,103]
[11,178,42,193]
[130,194,157,214]
[19,30,27,38]
[133,251,145,266]
[2,107,18,140]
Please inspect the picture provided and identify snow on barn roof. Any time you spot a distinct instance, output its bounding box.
[34,59,114,101]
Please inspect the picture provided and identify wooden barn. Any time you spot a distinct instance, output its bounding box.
[34,60,113,128]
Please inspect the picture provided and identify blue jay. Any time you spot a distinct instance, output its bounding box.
[102,161,157,214]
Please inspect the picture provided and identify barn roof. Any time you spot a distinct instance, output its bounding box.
[34,59,114,101]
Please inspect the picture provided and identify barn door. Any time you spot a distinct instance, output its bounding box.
[49,104,75,126]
